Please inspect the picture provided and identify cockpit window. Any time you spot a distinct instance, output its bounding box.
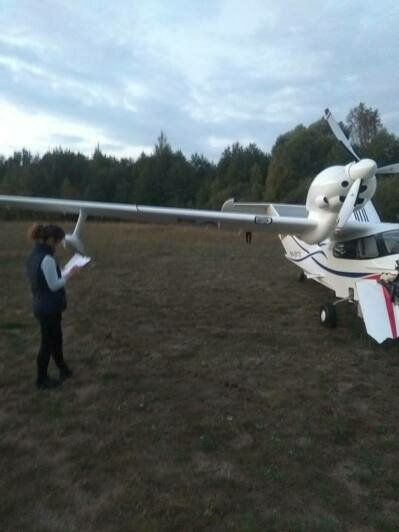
[333,240,357,259]
[357,235,379,259]
[382,230,399,254]
[333,235,378,259]
[334,230,399,260]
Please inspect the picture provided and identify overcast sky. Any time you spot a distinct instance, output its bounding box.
[0,0,398,160]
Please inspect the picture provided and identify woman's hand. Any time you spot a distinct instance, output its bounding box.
[65,265,82,280]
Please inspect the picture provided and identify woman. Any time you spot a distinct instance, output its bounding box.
[26,224,80,389]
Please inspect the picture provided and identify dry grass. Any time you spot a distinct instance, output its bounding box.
[1,221,399,531]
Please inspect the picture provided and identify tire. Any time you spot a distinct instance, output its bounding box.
[320,303,337,328]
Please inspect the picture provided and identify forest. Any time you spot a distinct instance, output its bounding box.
[1,103,399,221]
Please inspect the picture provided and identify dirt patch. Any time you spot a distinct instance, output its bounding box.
[1,221,399,531]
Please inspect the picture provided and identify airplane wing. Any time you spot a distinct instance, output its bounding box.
[357,278,399,343]
[0,194,317,237]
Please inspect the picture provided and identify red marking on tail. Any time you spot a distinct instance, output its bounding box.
[382,286,398,338]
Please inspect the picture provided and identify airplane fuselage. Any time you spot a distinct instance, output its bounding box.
[281,223,399,300]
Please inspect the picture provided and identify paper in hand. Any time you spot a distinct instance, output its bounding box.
[62,253,91,278]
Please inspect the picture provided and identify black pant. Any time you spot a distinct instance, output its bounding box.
[37,313,68,382]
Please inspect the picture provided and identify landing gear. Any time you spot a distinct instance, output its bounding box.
[320,303,337,328]
[298,272,306,283]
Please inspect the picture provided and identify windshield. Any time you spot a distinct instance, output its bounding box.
[333,235,379,259]
[333,230,399,260]
[381,229,399,254]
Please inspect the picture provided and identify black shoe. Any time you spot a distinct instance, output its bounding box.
[36,377,61,390]
[59,368,73,381]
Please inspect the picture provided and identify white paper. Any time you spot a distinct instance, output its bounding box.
[62,253,91,278]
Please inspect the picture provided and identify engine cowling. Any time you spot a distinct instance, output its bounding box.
[306,162,376,216]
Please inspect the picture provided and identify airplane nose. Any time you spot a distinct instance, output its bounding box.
[348,159,377,181]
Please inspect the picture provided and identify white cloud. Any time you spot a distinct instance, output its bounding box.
[0,0,399,159]
[0,50,149,112]
[208,136,235,149]
[0,99,152,158]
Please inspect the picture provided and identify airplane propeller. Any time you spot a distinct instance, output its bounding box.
[335,178,361,232]
[376,163,399,174]
[324,109,360,161]
[324,109,399,231]
[324,108,399,176]
[335,159,377,233]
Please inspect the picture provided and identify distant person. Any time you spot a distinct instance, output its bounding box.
[245,231,252,245]
[26,224,80,389]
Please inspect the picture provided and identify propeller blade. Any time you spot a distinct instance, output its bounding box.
[348,159,377,181]
[324,108,360,161]
[336,178,361,232]
[376,163,399,175]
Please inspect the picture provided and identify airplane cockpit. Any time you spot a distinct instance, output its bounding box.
[333,229,399,260]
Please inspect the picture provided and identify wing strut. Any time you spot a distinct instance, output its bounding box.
[64,209,87,254]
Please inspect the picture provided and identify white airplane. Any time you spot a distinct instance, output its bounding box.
[2,109,399,343]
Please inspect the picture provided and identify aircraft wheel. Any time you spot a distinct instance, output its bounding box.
[320,303,337,328]
[298,272,306,283]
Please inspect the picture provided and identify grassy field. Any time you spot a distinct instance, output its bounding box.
[1,221,399,532]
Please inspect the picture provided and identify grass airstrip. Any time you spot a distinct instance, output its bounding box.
[1,221,399,531]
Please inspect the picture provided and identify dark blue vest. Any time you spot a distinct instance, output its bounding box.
[26,243,67,317]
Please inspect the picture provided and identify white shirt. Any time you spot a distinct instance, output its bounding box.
[41,255,67,292]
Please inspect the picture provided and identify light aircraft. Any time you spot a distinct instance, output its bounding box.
[2,109,399,343]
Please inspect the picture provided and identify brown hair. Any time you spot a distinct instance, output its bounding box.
[28,224,65,243]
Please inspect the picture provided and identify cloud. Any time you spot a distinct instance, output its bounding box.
[0,98,153,157]
[0,0,398,160]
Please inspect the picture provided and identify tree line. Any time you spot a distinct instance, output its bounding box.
[1,103,399,221]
